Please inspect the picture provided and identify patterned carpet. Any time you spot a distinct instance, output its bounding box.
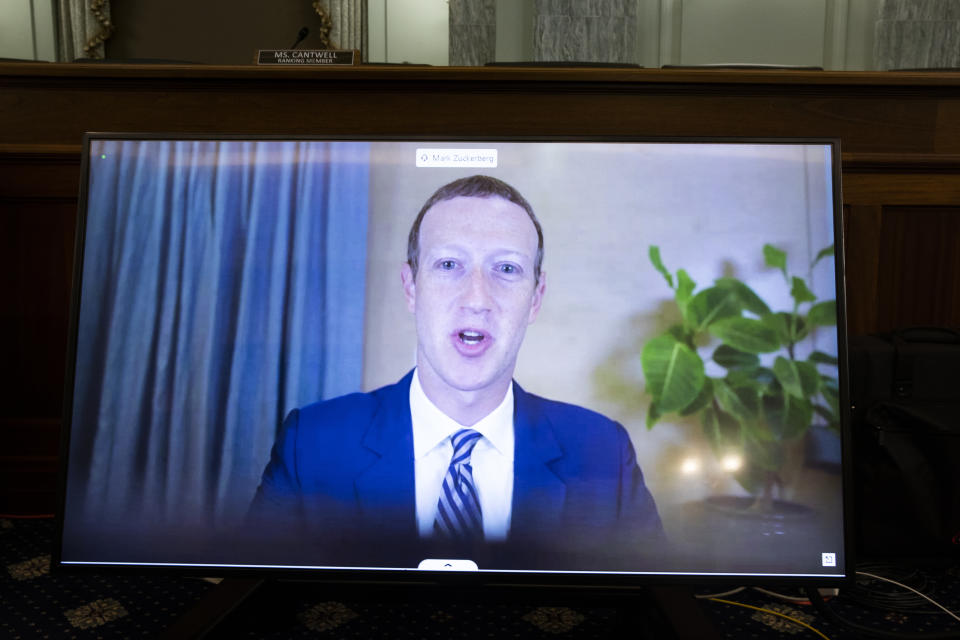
[3,516,960,638]
[2,517,211,637]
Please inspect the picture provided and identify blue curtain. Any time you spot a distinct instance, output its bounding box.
[66,139,369,532]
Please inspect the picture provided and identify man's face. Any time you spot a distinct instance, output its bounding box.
[401,195,545,399]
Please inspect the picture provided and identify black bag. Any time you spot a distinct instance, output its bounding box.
[848,327,960,559]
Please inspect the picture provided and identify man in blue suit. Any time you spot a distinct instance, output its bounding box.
[249,175,663,570]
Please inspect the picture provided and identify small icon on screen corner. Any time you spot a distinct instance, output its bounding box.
[821,552,837,567]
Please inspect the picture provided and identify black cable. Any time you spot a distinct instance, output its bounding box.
[804,587,960,640]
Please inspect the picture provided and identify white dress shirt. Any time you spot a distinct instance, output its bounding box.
[409,369,515,541]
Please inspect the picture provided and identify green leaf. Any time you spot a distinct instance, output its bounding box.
[791,315,807,342]
[763,244,788,279]
[761,312,792,345]
[680,378,714,416]
[710,316,781,354]
[676,269,696,310]
[764,311,808,344]
[791,276,817,305]
[714,379,767,441]
[701,406,741,456]
[684,286,742,333]
[714,379,750,423]
[641,334,706,413]
[646,401,663,430]
[821,376,840,416]
[666,324,687,343]
[713,344,760,369]
[809,351,838,366]
[727,366,775,390]
[813,245,834,267]
[649,246,673,289]
[714,277,771,316]
[807,300,837,327]
[764,393,813,440]
[734,462,766,493]
[796,360,821,396]
[743,439,782,472]
[773,357,805,398]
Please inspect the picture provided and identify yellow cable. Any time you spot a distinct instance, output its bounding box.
[709,597,832,640]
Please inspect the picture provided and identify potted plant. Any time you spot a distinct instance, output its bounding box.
[641,243,839,513]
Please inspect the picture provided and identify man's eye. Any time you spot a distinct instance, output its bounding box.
[439,260,457,270]
[497,263,520,275]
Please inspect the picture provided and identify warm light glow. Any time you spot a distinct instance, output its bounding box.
[680,457,701,475]
[721,454,743,472]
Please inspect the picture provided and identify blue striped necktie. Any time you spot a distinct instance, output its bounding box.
[434,428,484,540]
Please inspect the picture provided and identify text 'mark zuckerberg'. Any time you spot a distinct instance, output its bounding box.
[416,149,498,168]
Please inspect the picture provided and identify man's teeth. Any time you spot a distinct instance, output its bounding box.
[459,331,484,344]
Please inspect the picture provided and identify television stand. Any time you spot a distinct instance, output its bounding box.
[159,577,264,639]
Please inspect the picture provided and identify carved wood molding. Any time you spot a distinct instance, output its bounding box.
[843,152,960,173]
[0,144,83,162]
[3,62,960,88]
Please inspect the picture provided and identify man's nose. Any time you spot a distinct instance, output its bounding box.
[460,267,493,313]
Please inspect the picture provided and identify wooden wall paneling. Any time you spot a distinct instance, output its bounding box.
[842,153,960,335]
[0,66,958,153]
[875,206,960,332]
[0,150,79,418]
[0,147,79,514]
[935,99,960,152]
[842,171,960,206]
[0,197,75,416]
[0,146,83,198]
[842,204,883,336]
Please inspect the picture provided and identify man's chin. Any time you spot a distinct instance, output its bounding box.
[436,366,509,396]
[443,376,500,394]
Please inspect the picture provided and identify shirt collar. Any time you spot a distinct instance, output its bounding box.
[409,368,514,461]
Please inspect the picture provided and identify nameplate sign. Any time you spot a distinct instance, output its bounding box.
[256,49,357,66]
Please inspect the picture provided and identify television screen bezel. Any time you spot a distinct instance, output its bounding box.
[54,132,854,589]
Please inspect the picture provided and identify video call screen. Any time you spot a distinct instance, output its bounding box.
[58,137,848,580]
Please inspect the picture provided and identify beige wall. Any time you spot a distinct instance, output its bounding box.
[0,0,56,61]
[369,0,448,64]
[362,141,838,516]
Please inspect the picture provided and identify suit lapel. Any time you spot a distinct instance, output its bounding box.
[354,371,417,535]
[351,375,568,542]
[510,382,567,540]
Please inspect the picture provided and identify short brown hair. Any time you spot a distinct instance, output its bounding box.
[406,175,544,282]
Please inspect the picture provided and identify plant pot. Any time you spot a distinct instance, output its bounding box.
[669,495,835,573]
[702,495,814,519]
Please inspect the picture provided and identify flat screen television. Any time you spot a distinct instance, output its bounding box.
[56,135,851,587]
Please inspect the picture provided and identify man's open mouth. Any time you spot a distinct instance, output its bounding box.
[452,329,492,356]
[458,330,486,345]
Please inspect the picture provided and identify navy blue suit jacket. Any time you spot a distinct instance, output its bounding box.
[248,371,664,570]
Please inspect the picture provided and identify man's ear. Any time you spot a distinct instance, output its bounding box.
[400,262,416,313]
[527,270,546,324]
